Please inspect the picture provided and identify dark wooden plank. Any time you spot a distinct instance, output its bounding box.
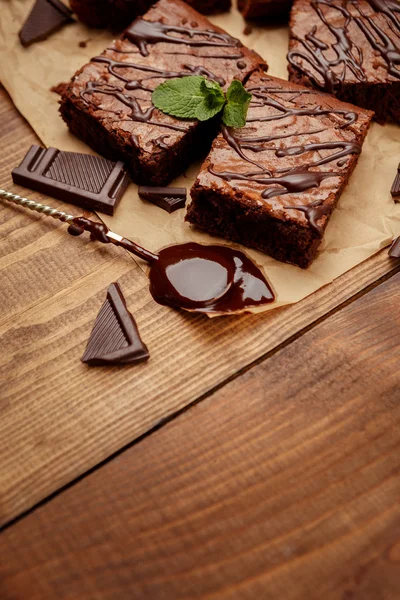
[1,272,399,600]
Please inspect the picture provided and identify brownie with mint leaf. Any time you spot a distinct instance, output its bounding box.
[59,0,265,185]
[186,72,373,268]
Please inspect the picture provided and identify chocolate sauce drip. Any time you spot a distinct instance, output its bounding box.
[283,199,332,235]
[354,3,400,80]
[237,60,247,69]
[67,223,84,236]
[149,243,275,313]
[368,0,400,34]
[81,81,187,132]
[221,126,267,170]
[288,0,400,93]
[275,140,361,167]
[152,134,171,149]
[209,166,340,201]
[211,84,361,234]
[111,48,245,61]
[69,217,275,313]
[182,64,225,86]
[124,18,241,57]
[247,86,358,126]
[165,51,245,61]
[92,56,225,88]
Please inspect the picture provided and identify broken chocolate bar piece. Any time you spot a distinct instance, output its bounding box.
[81,282,149,366]
[138,186,187,213]
[391,164,400,201]
[19,0,74,47]
[12,145,130,215]
[389,237,400,258]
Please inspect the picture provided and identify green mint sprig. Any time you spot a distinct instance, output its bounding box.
[152,76,252,128]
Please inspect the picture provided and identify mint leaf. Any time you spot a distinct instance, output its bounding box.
[152,76,251,127]
[196,78,225,121]
[152,76,206,119]
[222,79,252,128]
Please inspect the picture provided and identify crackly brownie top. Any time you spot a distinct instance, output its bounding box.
[195,72,372,235]
[288,0,400,91]
[64,0,264,153]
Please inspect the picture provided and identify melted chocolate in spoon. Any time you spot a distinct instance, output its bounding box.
[71,216,275,314]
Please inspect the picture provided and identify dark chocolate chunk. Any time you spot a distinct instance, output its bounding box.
[389,237,400,258]
[391,164,400,201]
[19,0,74,48]
[138,186,187,213]
[12,145,130,215]
[81,283,149,366]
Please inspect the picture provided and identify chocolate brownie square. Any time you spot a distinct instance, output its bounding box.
[288,0,400,123]
[186,72,373,268]
[70,0,231,29]
[59,0,265,186]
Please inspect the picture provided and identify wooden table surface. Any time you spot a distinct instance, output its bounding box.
[1,83,399,599]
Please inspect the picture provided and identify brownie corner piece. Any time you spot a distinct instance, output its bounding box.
[59,0,265,186]
[186,72,373,268]
[288,0,400,123]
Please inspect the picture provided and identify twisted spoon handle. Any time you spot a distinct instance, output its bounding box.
[0,189,75,223]
[0,188,158,263]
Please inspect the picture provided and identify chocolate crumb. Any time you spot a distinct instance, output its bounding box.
[50,81,69,95]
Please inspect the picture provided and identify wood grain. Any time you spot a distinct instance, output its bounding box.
[1,272,399,600]
[1,85,400,527]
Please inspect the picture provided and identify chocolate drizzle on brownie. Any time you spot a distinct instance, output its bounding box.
[81,81,187,131]
[210,85,361,234]
[124,18,241,57]
[91,56,225,88]
[283,198,332,235]
[79,18,244,133]
[288,0,400,93]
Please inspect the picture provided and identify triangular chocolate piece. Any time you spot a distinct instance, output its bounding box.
[19,0,74,48]
[81,283,149,366]
[389,237,400,258]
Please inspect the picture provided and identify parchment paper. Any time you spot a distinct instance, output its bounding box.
[1,0,399,310]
